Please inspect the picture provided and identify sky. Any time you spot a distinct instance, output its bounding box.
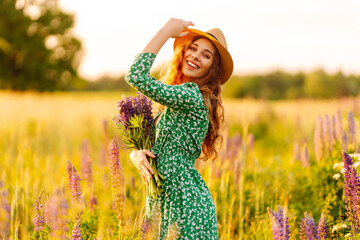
[58,0,360,80]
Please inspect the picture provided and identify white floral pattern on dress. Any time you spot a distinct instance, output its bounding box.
[125,53,219,240]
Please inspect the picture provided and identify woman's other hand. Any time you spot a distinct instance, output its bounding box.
[160,18,194,38]
[130,150,156,183]
[141,18,194,54]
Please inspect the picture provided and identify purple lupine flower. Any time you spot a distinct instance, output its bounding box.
[342,131,348,151]
[115,96,135,130]
[232,132,242,147]
[267,206,290,240]
[47,197,57,233]
[135,92,154,132]
[82,158,92,187]
[33,213,44,231]
[45,192,68,235]
[350,165,360,229]
[99,146,107,167]
[141,216,150,240]
[300,143,310,167]
[71,221,82,240]
[58,187,69,231]
[323,114,333,153]
[66,161,83,237]
[89,195,97,211]
[336,111,349,151]
[44,199,51,228]
[314,116,325,162]
[67,160,82,204]
[80,141,97,211]
[343,150,360,231]
[81,139,89,161]
[226,132,242,160]
[299,212,317,240]
[114,92,154,135]
[81,140,93,187]
[33,189,45,231]
[305,213,318,239]
[0,180,10,237]
[108,140,124,189]
[108,139,126,227]
[292,142,301,162]
[299,220,306,239]
[331,115,337,142]
[49,188,69,238]
[343,151,354,225]
[335,110,344,142]
[66,160,83,226]
[348,112,357,148]
[103,119,108,141]
[234,160,241,189]
[317,213,328,240]
[247,133,254,152]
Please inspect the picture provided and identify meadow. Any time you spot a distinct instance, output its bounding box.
[1,91,359,239]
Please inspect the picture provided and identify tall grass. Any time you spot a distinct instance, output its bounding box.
[1,91,360,239]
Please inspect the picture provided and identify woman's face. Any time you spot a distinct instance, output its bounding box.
[182,38,216,81]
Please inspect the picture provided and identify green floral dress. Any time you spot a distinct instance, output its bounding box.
[125,53,219,240]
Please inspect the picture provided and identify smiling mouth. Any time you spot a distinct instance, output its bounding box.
[187,61,199,69]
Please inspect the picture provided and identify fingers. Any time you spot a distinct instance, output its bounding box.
[167,18,193,27]
[179,20,194,36]
[185,21,194,28]
[139,156,155,175]
[180,20,194,29]
[179,31,190,38]
[141,150,156,174]
[139,165,152,180]
[139,169,147,184]
[142,149,156,158]
[163,18,194,38]
[130,149,156,180]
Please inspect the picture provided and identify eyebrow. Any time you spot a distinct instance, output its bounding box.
[191,43,214,57]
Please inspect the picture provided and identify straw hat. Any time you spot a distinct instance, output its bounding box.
[173,28,233,85]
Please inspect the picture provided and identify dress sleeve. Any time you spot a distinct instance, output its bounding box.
[125,53,206,111]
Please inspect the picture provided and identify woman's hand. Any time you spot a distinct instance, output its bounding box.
[141,18,194,54]
[160,18,194,39]
[130,149,156,183]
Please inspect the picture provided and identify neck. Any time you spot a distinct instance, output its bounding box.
[181,75,192,84]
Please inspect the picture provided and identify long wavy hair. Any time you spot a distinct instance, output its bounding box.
[159,36,225,162]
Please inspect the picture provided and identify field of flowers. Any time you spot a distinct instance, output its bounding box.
[1,91,360,239]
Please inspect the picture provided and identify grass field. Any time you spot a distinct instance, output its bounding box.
[1,91,359,239]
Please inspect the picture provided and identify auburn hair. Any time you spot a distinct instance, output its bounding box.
[159,36,225,162]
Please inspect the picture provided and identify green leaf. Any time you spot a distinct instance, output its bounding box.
[129,115,144,128]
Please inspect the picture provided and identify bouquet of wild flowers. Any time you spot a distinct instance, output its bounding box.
[113,92,165,199]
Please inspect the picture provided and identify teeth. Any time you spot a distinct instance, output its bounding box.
[188,61,198,69]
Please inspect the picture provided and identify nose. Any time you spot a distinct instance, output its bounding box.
[191,52,200,60]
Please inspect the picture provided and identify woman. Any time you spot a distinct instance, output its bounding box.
[125,18,233,239]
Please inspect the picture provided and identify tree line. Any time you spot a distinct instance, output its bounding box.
[222,69,360,99]
[82,69,360,100]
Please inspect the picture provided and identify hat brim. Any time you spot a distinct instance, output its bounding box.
[173,28,233,85]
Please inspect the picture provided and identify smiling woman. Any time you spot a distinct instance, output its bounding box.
[124,18,233,239]
[181,38,216,81]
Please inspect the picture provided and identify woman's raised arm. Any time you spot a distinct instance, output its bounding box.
[141,18,194,54]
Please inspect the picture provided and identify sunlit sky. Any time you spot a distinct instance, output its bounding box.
[58,0,360,80]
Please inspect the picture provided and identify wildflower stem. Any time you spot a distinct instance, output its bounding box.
[118,222,123,240]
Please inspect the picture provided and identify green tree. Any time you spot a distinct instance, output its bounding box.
[0,0,82,91]
[304,69,331,98]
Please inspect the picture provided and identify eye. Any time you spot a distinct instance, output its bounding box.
[203,53,211,59]
[189,47,196,51]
